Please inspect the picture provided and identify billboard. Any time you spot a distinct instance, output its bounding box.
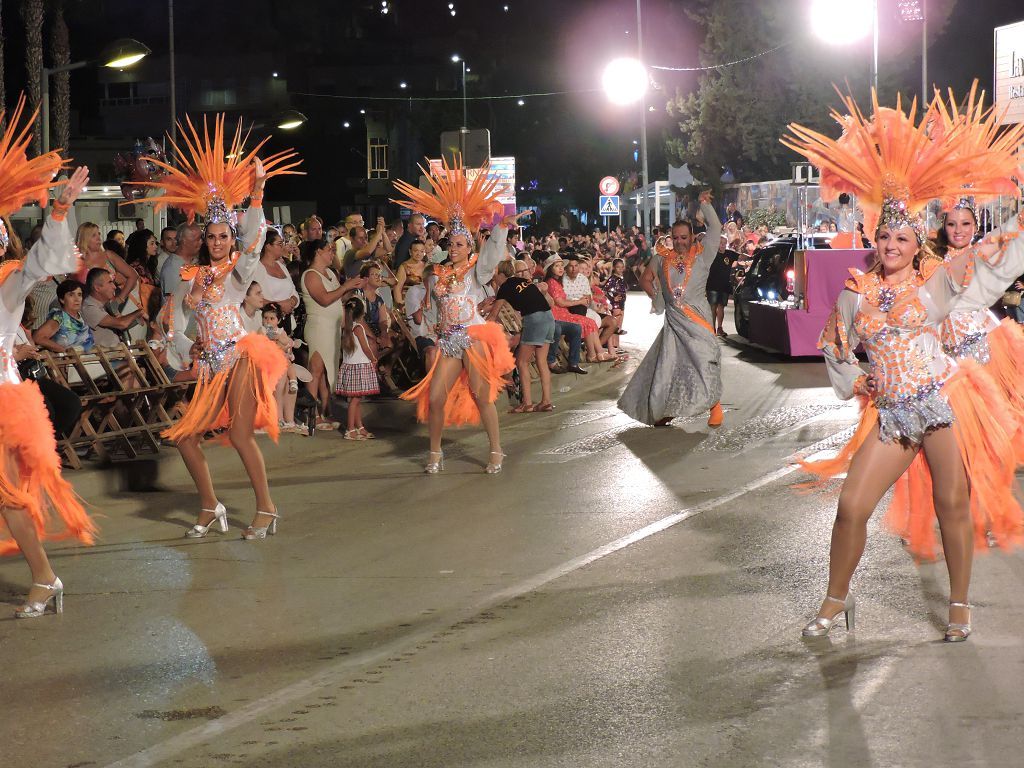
[994,20,1024,125]
[427,156,517,223]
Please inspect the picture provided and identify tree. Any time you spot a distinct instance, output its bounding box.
[20,0,44,155]
[664,0,854,186]
[49,0,70,152]
[0,1,6,131]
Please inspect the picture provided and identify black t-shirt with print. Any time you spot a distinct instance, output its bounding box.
[496,277,549,316]
[706,249,738,293]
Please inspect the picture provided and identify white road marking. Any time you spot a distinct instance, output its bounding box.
[102,459,812,767]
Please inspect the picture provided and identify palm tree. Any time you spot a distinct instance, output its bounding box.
[49,0,70,152]
[0,1,7,132]
[20,0,44,155]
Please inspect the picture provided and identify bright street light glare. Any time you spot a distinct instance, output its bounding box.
[810,0,872,44]
[601,58,647,105]
[100,38,151,69]
[451,54,460,62]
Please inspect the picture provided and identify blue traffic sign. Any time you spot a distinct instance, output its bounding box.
[599,195,620,216]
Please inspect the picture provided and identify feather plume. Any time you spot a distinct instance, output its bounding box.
[780,85,1019,238]
[0,94,68,220]
[391,156,504,234]
[129,114,304,222]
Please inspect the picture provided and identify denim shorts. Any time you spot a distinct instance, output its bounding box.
[521,310,556,346]
[706,290,730,306]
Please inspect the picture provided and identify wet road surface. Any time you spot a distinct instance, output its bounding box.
[2,296,1022,768]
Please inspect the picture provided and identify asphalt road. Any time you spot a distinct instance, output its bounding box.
[2,296,1022,768]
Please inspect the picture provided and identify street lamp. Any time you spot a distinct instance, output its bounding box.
[602,55,650,242]
[810,0,877,92]
[42,37,150,154]
[451,54,467,128]
[274,110,308,131]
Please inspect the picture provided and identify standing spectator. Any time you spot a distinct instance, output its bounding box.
[490,260,555,412]
[404,265,437,368]
[106,229,126,247]
[76,222,138,305]
[392,213,426,269]
[81,268,146,348]
[134,218,145,232]
[357,262,394,363]
[300,239,363,430]
[125,228,159,322]
[155,226,178,280]
[334,212,364,270]
[160,223,202,298]
[303,215,324,242]
[343,218,386,278]
[336,297,379,440]
[604,258,628,333]
[255,229,300,319]
[706,235,737,337]
[33,279,94,352]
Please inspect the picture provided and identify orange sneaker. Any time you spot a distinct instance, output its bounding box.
[707,402,724,427]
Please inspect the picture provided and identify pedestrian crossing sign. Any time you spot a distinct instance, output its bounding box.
[599,195,620,216]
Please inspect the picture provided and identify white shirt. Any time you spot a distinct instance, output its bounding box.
[562,273,591,302]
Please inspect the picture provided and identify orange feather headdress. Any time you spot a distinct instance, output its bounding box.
[781,84,1023,242]
[129,114,303,227]
[391,156,503,239]
[0,95,68,249]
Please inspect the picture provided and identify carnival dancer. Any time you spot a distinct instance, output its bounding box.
[783,87,1024,642]
[0,97,96,617]
[618,190,725,427]
[133,115,300,539]
[391,159,529,474]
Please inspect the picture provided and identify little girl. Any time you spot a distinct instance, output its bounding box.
[260,303,308,434]
[336,297,379,440]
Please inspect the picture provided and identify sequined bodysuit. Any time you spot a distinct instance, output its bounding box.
[431,227,507,358]
[180,207,266,376]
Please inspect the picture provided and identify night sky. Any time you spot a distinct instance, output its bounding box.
[2,0,1021,218]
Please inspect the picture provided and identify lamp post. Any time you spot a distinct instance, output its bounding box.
[41,37,150,154]
[601,56,650,243]
[451,54,467,128]
[810,0,876,93]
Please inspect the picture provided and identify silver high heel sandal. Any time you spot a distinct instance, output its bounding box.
[802,593,856,637]
[243,510,279,540]
[15,577,64,619]
[485,450,505,474]
[424,450,444,474]
[185,502,228,538]
[944,601,972,642]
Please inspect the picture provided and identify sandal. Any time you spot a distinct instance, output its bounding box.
[358,427,376,439]
[343,428,365,440]
[509,403,535,414]
[534,402,555,412]
[316,419,336,431]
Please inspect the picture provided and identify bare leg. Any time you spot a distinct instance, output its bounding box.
[0,506,57,604]
[274,375,287,423]
[177,435,219,522]
[347,397,360,431]
[426,356,464,453]
[535,344,552,406]
[816,424,918,618]
[921,427,973,628]
[306,350,329,420]
[225,360,276,527]
[465,342,502,455]
[515,345,533,407]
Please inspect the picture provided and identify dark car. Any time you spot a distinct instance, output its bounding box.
[733,235,834,338]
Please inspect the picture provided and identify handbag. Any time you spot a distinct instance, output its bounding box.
[1002,291,1022,307]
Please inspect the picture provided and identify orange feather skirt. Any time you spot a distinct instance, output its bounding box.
[401,322,515,427]
[163,333,288,443]
[800,360,1024,562]
[0,381,95,556]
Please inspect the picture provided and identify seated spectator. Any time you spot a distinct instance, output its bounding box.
[546,257,610,363]
[82,267,146,348]
[404,265,437,369]
[240,281,266,333]
[33,279,95,353]
[17,298,82,440]
[489,261,554,412]
[394,239,427,304]
[76,222,137,306]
